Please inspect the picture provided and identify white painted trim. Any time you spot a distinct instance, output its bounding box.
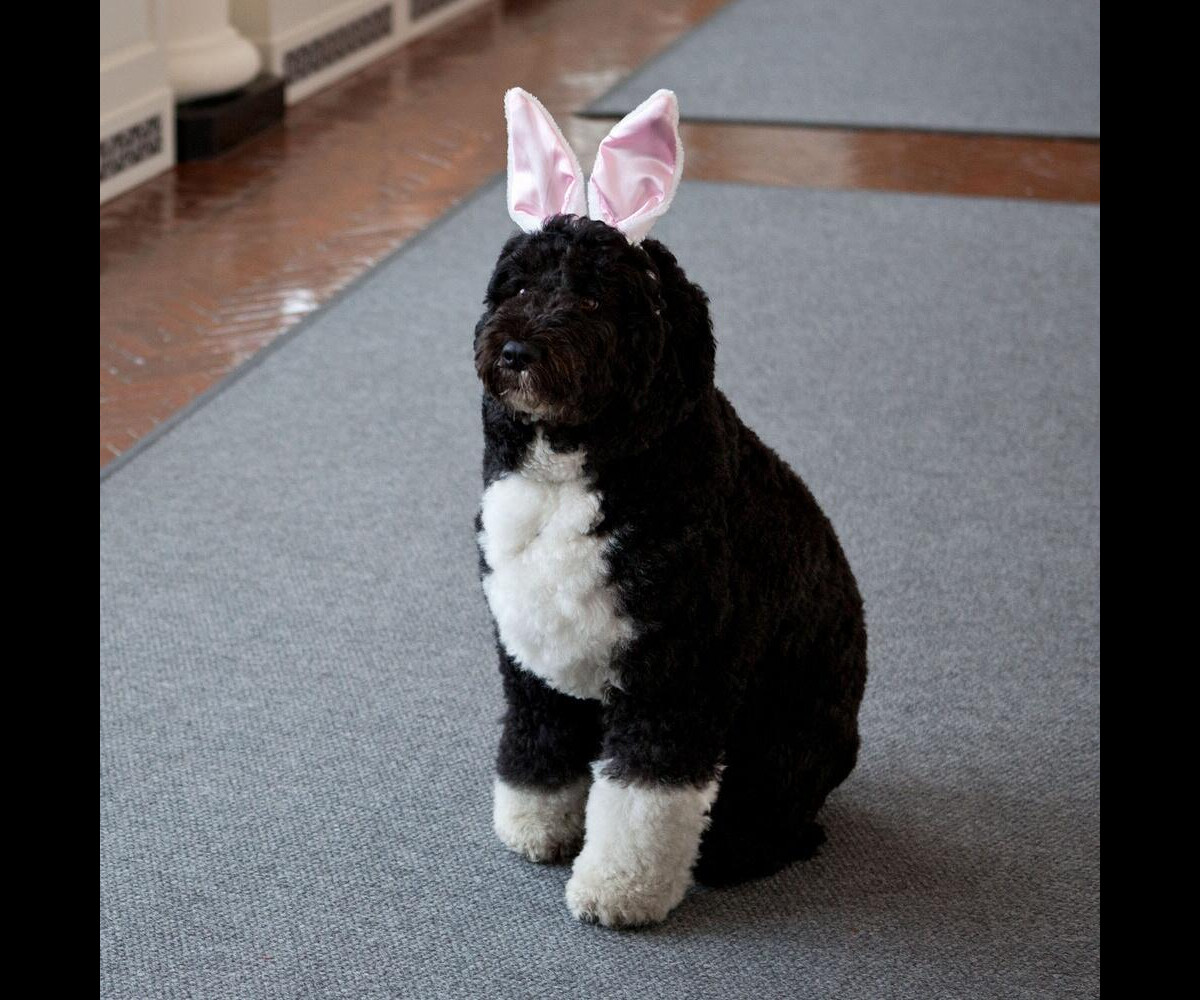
[241,0,397,104]
[401,0,489,40]
[100,1,175,205]
[281,38,398,106]
[232,0,488,105]
[100,87,176,205]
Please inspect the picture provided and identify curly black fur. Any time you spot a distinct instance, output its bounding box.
[475,215,867,886]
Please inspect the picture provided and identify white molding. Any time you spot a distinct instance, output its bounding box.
[232,0,487,105]
[269,0,389,51]
[164,1,262,103]
[100,87,176,205]
[233,1,392,104]
[101,39,164,112]
[98,0,492,204]
[100,1,175,205]
[400,0,487,42]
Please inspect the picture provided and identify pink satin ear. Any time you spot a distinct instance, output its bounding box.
[587,89,684,245]
[505,88,587,233]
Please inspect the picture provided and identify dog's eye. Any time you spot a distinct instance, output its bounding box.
[579,298,599,312]
[517,288,526,296]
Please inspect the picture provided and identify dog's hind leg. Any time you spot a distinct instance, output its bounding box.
[493,650,603,864]
[694,632,864,887]
[692,743,838,887]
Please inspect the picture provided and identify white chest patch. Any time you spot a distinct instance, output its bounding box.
[479,434,633,700]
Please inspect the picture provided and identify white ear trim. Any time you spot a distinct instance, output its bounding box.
[504,87,588,233]
[586,89,685,245]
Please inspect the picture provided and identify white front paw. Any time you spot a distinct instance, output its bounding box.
[565,861,687,928]
[493,777,589,863]
[563,766,719,928]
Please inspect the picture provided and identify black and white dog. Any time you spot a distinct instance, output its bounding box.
[473,89,867,928]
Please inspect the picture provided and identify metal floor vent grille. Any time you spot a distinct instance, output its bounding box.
[411,0,460,19]
[100,116,163,183]
[283,6,394,85]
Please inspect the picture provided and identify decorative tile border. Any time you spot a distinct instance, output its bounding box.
[411,0,460,18]
[282,5,394,85]
[99,116,163,183]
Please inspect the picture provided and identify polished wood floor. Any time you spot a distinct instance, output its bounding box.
[99,0,1100,471]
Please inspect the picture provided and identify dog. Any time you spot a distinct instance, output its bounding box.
[473,89,867,928]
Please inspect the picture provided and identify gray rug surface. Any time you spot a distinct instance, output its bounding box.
[589,0,1100,137]
[100,179,1099,999]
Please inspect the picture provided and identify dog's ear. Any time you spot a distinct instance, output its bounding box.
[587,90,684,246]
[640,237,715,393]
[505,88,587,233]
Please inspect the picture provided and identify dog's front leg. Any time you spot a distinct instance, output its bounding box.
[566,688,723,928]
[493,650,602,863]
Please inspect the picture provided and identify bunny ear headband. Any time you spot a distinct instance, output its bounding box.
[504,87,684,246]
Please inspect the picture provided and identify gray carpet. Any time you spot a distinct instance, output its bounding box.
[100,179,1099,999]
[589,0,1100,137]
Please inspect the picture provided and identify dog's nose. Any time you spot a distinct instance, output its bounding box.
[500,340,540,371]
